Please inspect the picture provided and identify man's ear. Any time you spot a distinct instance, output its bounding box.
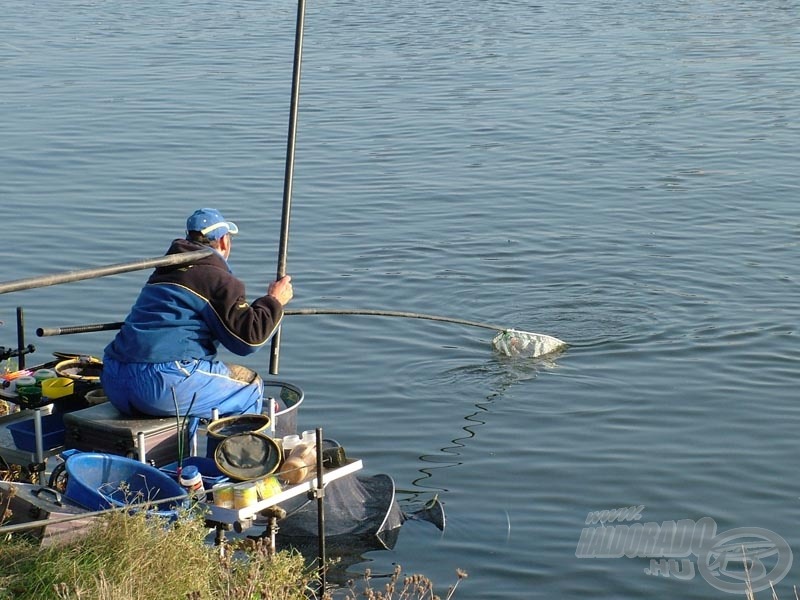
[218,234,231,258]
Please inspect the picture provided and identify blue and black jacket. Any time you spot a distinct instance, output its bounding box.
[104,238,283,364]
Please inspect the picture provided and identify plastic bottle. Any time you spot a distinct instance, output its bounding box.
[179,465,206,502]
[278,442,317,485]
[281,434,301,452]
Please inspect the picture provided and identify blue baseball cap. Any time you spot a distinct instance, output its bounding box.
[186,208,239,241]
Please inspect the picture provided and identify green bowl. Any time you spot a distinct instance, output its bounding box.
[16,385,42,402]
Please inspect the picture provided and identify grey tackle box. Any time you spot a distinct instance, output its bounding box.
[62,402,187,466]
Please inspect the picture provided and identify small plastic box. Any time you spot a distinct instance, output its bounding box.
[7,414,66,452]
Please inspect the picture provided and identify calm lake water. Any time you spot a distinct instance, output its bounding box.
[2,1,800,597]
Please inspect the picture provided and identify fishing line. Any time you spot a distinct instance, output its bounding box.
[283,307,567,358]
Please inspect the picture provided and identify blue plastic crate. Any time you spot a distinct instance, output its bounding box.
[7,414,65,452]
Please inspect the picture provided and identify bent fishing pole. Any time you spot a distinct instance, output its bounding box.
[282,308,567,358]
[37,307,567,358]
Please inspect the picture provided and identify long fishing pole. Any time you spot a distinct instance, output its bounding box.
[268,0,324,591]
[0,250,213,296]
[269,0,307,377]
[37,308,567,358]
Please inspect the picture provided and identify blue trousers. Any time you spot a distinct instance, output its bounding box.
[101,357,264,421]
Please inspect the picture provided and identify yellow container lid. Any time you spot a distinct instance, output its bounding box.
[41,377,74,399]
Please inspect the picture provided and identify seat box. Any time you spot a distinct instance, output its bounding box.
[0,481,96,547]
[62,403,187,467]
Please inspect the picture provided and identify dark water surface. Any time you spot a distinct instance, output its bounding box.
[2,1,800,597]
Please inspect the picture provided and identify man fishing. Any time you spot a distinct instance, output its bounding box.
[101,208,293,422]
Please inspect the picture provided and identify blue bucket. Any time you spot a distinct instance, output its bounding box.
[64,452,188,518]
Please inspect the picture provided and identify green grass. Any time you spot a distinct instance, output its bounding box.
[0,507,315,600]
[0,504,466,600]
[335,566,468,600]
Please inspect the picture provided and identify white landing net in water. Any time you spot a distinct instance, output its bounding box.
[492,329,567,358]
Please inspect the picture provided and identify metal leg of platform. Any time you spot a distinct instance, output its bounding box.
[33,408,45,485]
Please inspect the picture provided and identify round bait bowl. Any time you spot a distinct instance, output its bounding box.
[41,377,74,400]
[214,432,282,481]
[84,388,108,405]
[64,452,188,519]
[206,414,271,458]
[15,385,42,405]
[55,357,103,383]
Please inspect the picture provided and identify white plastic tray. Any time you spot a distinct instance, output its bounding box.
[203,458,363,526]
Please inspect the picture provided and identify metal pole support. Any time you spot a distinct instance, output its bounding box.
[315,427,326,593]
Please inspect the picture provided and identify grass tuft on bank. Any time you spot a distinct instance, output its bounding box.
[0,508,314,600]
[0,505,466,600]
